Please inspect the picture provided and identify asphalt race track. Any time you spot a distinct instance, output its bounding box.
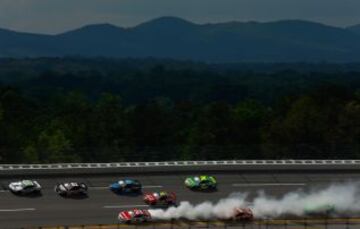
[0,172,360,229]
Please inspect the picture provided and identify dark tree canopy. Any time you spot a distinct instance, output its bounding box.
[0,58,359,162]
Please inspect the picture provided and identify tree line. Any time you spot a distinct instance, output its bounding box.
[0,59,359,162]
[0,85,359,163]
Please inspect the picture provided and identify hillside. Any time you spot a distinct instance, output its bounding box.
[1,17,360,62]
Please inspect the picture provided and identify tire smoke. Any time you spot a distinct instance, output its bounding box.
[149,182,360,220]
[149,193,248,220]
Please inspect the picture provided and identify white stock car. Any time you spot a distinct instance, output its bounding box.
[8,180,42,195]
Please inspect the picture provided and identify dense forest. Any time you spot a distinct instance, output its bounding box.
[0,58,359,162]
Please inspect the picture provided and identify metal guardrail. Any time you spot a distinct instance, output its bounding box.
[1,160,360,176]
[1,160,360,170]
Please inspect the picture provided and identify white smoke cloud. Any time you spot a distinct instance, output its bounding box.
[149,182,360,220]
[150,193,248,220]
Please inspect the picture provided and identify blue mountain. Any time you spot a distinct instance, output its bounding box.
[347,24,360,35]
[1,17,360,62]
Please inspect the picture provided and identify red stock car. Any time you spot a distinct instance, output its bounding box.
[118,209,152,223]
[143,191,176,206]
[231,208,254,221]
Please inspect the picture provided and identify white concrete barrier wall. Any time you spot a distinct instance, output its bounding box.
[0,160,360,176]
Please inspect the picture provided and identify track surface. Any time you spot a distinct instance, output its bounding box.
[0,172,359,229]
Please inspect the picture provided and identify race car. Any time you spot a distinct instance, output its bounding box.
[54,182,88,197]
[118,209,151,223]
[231,208,254,221]
[143,191,176,206]
[184,175,217,190]
[8,180,41,195]
[304,204,335,215]
[110,179,142,194]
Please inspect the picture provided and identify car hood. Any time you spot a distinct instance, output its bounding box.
[110,183,120,188]
[119,211,131,220]
[144,194,156,202]
[9,183,23,190]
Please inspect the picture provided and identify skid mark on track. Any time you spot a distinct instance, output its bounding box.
[0,208,36,212]
[93,185,163,190]
[104,205,149,209]
[232,183,306,187]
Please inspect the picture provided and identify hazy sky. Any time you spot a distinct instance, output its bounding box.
[1,0,360,34]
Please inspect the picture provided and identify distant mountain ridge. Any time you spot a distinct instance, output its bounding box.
[347,24,360,35]
[1,17,360,62]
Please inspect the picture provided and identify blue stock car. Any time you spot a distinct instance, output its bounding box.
[110,179,142,194]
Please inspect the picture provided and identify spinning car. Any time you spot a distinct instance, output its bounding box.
[8,180,41,195]
[304,204,335,215]
[110,179,142,193]
[143,191,176,206]
[55,182,88,197]
[231,208,254,221]
[118,209,151,223]
[184,175,217,190]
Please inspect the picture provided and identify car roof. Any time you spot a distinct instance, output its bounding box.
[65,182,80,187]
[124,179,138,184]
[22,180,34,186]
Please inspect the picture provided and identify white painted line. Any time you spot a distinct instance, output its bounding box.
[0,190,8,193]
[232,183,307,187]
[104,205,148,209]
[92,187,109,190]
[0,208,36,212]
[143,185,163,188]
[92,185,163,190]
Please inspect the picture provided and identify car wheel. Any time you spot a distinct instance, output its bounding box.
[59,191,66,197]
[11,190,20,195]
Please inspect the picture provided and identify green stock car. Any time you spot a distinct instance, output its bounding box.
[184,175,217,190]
[304,204,335,215]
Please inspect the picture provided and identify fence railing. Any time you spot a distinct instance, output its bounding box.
[23,218,360,229]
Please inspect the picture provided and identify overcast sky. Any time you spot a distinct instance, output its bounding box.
[1,0,360,34]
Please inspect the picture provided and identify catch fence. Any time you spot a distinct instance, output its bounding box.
[23,218,360,229]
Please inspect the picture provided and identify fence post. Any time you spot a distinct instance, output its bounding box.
[266,219,269,229]
[324,217,328,229]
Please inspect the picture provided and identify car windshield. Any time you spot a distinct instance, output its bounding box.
[70,186,81,191]
[22,180,34,187]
